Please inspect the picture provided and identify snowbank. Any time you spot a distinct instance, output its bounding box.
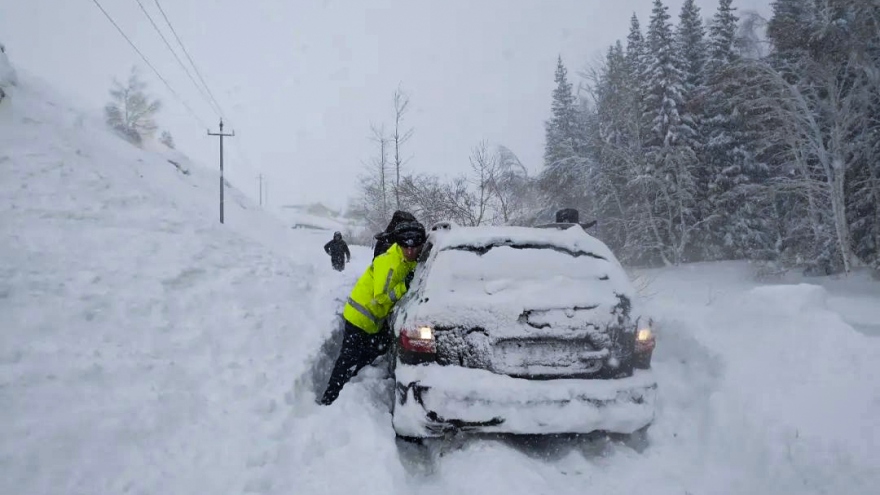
[641,263,880,494]
[0,70,368,495]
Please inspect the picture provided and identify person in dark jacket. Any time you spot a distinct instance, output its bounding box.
[324,231,351,271]
[373,210,416,259]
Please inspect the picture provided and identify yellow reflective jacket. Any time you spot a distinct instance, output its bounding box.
[343,243,416,334]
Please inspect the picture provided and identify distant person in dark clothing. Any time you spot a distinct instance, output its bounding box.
[324,231,351,271]
[372,210,416,259]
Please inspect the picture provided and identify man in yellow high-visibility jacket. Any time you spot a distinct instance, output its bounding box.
[319,221,427,405]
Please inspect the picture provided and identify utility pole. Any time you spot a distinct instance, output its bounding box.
[208,120,234,223]
[258,174,263,207]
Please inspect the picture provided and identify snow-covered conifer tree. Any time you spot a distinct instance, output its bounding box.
[635,0,700,264]
[699,0,773,261]
[104,67,161,145]
[540,56,589,215]
[589,42,636,255]
[676,0,707,103]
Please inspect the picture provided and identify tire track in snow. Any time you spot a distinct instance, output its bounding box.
[240,261,366,494]
[242,261,702,495]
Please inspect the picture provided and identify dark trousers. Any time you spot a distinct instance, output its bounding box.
[330,255,345,272]
[320,321,390,405]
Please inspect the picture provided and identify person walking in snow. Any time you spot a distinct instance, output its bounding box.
[319,221,427,405]
[372,210,416,259]
[324,231,351,272]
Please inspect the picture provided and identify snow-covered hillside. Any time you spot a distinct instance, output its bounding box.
[3,64,880,495]
[0,68,360,495]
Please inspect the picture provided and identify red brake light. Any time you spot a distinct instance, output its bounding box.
[635,328,655,354]
[400,326,436,353]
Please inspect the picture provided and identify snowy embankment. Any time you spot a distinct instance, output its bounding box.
[2,63,879,494]
[636,264,880,493]
[0,68,359,494]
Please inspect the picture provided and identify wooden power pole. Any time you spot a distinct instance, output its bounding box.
[208,120,234,223]
[258,173,263,207]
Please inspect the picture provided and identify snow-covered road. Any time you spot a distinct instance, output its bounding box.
[2,68,879,495]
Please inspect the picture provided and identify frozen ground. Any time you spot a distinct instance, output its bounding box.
[2,65,880,495]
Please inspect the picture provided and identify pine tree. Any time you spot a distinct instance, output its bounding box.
[674,0,718,260]
[766,0,815,61]
[625,14,649,145]
[590,42,635,255]
[676,0,707,98]
[707,0,739,75]
[541,56,589,214]
[644,0,687,151]
[635,0,699,264]
[626,14,646,76]
[544,56,580,166]
[675,0,705,150]
[104,67,161,145]
[700,0,773,260]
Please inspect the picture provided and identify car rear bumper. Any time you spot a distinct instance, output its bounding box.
[392,363,657,438]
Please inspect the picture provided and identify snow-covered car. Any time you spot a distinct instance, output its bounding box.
[389,221,657,439]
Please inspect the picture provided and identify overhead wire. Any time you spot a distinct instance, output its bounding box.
[153,0,227,121]
[133,0,223,119]
[90,0,209,129]
[151,0,265,200]
[98,0,267,201]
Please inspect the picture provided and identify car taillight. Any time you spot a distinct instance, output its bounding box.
[400,325,436,353]
[633,325,655,370]
[635,327,655,353]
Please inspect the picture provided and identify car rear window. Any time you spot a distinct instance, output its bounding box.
[444,241,606,260]
[430,243,613,284]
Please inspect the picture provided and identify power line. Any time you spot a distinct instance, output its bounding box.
[133,0,222,118]
[151,0,266,200]
[154,0,226,120]
[90,0,208,128]
[93,0,266,206]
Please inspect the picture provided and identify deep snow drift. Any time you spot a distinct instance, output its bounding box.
[3,65,880,495]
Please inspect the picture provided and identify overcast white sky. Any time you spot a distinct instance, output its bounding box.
[1,0,770,211]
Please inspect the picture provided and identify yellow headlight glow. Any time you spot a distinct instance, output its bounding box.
[637,328,653,342]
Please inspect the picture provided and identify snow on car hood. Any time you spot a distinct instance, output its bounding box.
[406,226,636,335]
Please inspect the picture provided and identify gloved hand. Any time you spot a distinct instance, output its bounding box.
[404,271,415,290]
